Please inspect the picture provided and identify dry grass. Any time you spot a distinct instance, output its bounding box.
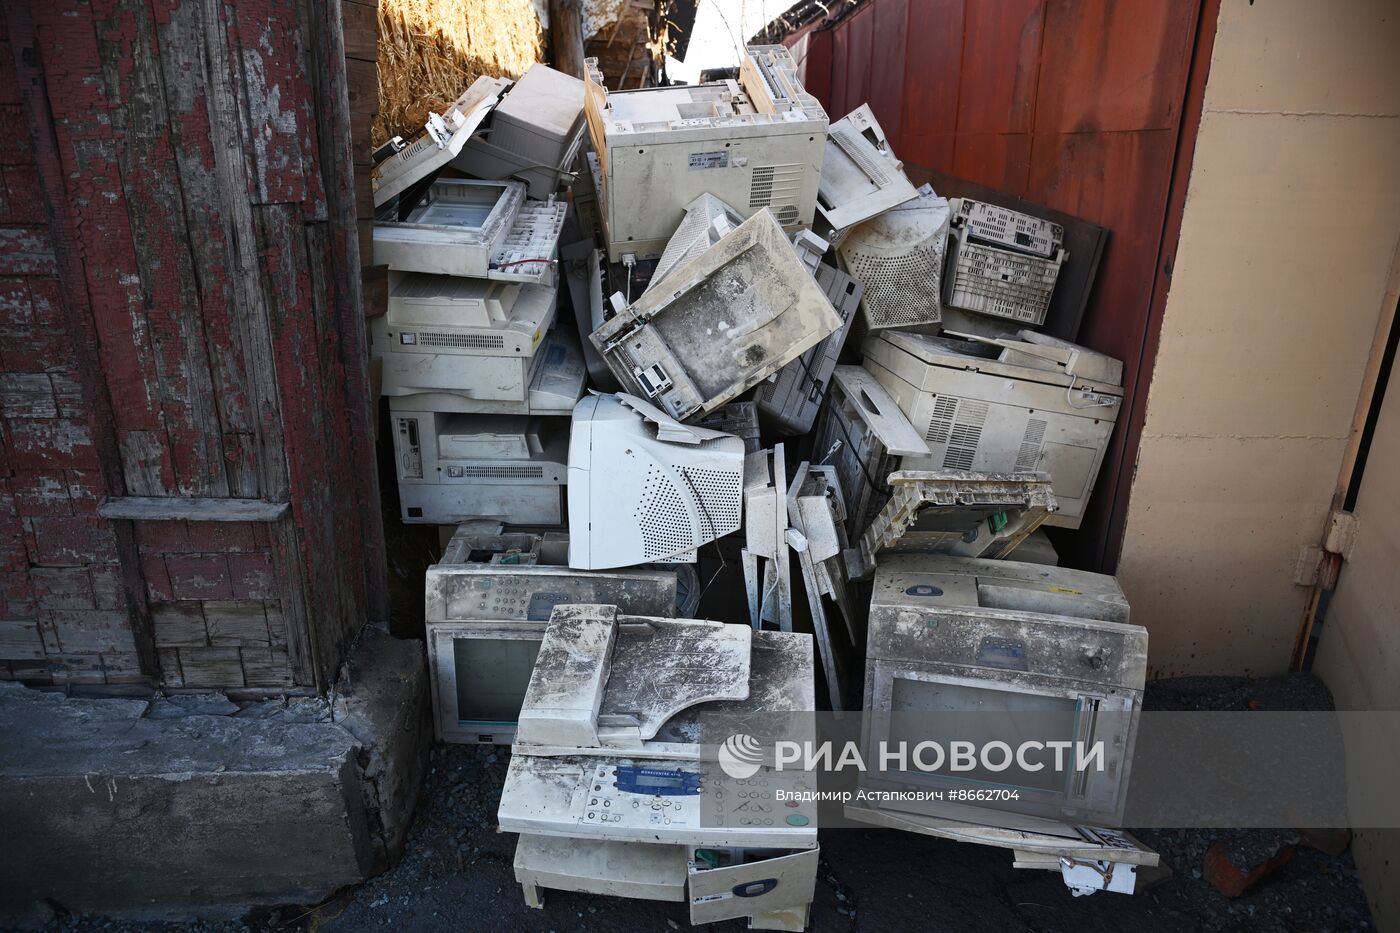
[375,0,545,146]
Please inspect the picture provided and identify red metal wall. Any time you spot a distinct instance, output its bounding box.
[793,0,1205,570]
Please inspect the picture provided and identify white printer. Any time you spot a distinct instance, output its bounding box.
[862,329,1123,528]
[390,413,567,525]
[500,604,820,930]
[451,63,586,199]
[585,47,827,262]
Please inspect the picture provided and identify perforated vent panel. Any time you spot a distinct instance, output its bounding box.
[636,466,695,559]
[830,124,895,186]
[1015,418,1048,471]
[749,164,804,225]
[946,238,1059,325]
[847,243,944,328]
[924,395,958,445]
[941,400,988,471]
[457,465,546,479]
[674,466,742,536]
[413,331,507,350]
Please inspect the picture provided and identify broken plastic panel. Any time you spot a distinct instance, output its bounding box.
[944,197,1068,326]
[837,184,950,330]
[561,241,620,390]
[515,604,751,751]
[818,104,919,231]
[591,209,844,422]
[854,469,1059,577]
[645,193,744,293]
[693,400,761,454]
[567,393,745,569]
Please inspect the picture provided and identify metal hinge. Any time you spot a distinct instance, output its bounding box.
[1294,509,1358,587]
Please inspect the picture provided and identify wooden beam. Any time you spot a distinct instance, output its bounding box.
[550,0,587,78]
[99,497,290,522]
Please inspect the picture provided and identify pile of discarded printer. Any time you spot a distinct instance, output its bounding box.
[372,46,1154,929]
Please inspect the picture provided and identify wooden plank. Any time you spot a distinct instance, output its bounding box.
[151,601,208,647]
[346,57,378,116]
[31,3,173,490]
[303,0,390,654]
[188,0,292,502]
[350,110,374,166]
[155,0,261,494]
[341,0,378,63]
[204,599,272,646]
[176,645,245,686]
[98,496,290,522]
[224,0,312,206]
[241,645,293,687]
[9,3,159,679]
[0,619,46,659]
[362,263,388,318]
[93,0,229,498]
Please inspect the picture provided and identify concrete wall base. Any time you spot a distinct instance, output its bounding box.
[0,626,429,924]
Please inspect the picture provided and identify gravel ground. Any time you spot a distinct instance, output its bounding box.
[35,674,1374,933]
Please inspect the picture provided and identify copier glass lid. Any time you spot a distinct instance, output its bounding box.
[515,605,751,752]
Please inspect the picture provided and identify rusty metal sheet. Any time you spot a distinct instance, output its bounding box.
[780,0,1206,573]
[1035,0,1197,135]
[829,19,850,117]
[841,7,874,131]
[898,0,964,141]
[867,0,909,139]
[951,132,1032,194]
[954,0,1043,135]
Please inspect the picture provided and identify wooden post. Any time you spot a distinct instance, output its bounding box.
[550,0,587,78]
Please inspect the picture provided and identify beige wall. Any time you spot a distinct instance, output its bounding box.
[1116,0,1400,677]
[1315,327,1400,928]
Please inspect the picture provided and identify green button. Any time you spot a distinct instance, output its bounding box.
[786,814,809,827]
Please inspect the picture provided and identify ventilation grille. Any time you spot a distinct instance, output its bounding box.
[749,164,804,225]
[1015,418,1048,471]
[458,465,546,479]
[674,465,742,536]
[942,400,988,471]
[924,395,959,446]
[636,466,695,559]
[926,397,988,471]
[847,242,944,328]
[946,239,1059,325]
[830,125,894,186]
[414,331,506,350]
